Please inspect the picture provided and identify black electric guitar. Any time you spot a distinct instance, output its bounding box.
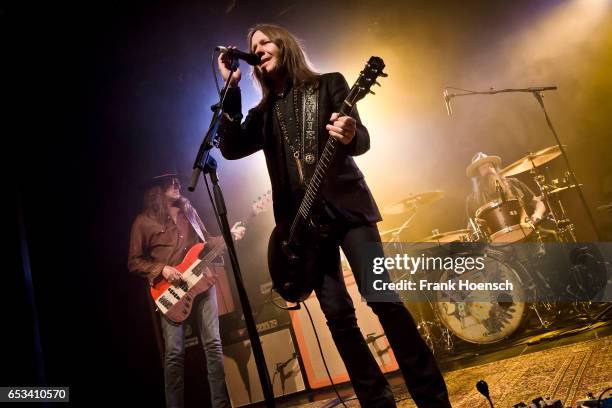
[268,56,387,303]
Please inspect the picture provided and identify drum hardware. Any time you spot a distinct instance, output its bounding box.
[390,210,418,242]
[571,301,597,320]
[525,159,578,243]
[529,303,551,329]
[400,298,455,355]
[417,319,437,352]
[468,217,486,243]
[416,317,454,355]
[381,193,458,354]
[545,184,582,196]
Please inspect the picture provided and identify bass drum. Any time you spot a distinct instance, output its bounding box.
[433,252,528,344]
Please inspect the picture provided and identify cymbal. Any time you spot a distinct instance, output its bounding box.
[537,184,582,199]
[421,229,470,243]
[382,191,445,215]
[379,226,405,236]
[597,204,612,214]
[500,145,565,176]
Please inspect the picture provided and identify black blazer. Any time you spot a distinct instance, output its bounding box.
[219,72,382,226]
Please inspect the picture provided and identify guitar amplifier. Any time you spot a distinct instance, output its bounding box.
[223,327,306,407]
[219,300,291,344]
[289,268,398,389]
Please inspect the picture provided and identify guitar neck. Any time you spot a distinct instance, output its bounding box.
[199,193,268,264]
[200,239,228,265]
[285,56,387,243]
[288,101,354,241]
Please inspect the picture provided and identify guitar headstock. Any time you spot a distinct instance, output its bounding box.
[251,190,272,216]
[346,56,387,108]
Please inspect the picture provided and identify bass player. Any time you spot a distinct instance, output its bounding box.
[128,172,245,408]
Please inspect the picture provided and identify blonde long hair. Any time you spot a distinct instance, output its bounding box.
[247,24,319,105]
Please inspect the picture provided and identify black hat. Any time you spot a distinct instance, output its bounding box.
[151,171,186,188]
[152,172,180,182]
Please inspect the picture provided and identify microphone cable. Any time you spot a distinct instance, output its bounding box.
[303,302,348,408]
[268,293,347,406]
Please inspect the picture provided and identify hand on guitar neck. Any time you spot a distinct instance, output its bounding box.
[326,112,357,145]
[230,221,246,241]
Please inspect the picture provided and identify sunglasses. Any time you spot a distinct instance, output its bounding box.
[166,178,181,189]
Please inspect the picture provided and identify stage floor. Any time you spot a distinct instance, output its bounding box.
[269,316,612,408]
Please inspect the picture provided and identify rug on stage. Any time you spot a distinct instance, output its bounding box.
[301,335,612,408]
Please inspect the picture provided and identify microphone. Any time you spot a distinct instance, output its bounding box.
[443,89,453,116]
[471,176,479,194]
[216,46,261,66]
[495,179,508,203]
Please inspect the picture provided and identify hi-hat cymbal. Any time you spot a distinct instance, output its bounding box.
[500,145,565,177]
[420,229,470,243]
[382,191,445,215]
[537,183,582,199]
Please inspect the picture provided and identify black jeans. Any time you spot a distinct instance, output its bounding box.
[314,222,451,408]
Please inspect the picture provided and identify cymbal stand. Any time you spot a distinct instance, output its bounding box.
[531,165,577,242]
[382,202,417,257]
[390,203,418,242]
[381,203,454,354]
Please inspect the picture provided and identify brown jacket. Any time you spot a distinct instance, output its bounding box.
[127,202,212,285]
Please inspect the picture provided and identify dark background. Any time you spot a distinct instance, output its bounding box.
[8,0,612,405]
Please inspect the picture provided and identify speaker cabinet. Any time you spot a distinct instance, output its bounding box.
[290,269,398,389]
[223,328,305,407]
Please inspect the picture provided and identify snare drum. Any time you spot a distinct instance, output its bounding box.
[476,199,534,243]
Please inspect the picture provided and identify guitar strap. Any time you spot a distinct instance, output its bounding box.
[301,86,319,184]
[183,203,207,244]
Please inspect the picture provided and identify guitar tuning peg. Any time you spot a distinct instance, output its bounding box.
[369,90,376,95]
[375,81,381,87]
[380,72,388,77]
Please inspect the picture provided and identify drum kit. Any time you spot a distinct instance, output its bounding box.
[379,145,607,353]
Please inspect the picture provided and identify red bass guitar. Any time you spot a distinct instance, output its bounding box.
[150,190,272,323]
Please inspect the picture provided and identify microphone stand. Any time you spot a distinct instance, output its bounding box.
[188,57,276,407]
[445,86,601,240]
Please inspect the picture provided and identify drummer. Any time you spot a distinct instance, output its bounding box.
[465,152,546,227]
